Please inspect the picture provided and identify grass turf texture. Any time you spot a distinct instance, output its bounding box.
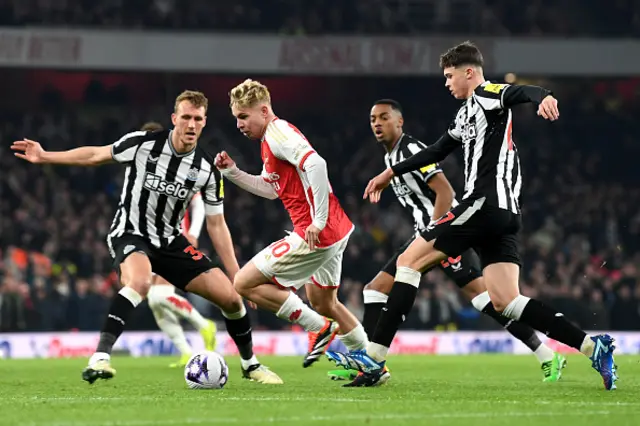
[0,355,637,426]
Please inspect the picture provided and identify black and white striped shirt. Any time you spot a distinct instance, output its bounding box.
[448,81,522,214]
[107,130,223,254]
[384,134,458,231]
[390,82,552,216]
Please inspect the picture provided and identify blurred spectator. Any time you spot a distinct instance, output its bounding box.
[0,0,638,36]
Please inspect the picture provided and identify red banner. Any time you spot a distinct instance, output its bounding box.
[0,31,80,63]
[278,38,431,74]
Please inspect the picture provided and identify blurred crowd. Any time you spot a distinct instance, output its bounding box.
[1,74,640,333]
[0,0,638,36]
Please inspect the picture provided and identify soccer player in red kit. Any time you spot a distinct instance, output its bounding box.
[216,79,368,368]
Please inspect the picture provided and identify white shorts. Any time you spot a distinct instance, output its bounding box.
[252,231,351,290]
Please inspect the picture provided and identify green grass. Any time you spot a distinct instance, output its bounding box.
[0,355,638,426]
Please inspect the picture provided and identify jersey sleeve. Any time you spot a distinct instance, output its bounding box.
[110,131,148,163]
[202,172,224,216]
[266,122,316,170]
[187,192,206,237]
[474,83,510,111]
[405,141,442,182]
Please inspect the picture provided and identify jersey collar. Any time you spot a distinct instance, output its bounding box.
[388,133,405,156]
[168,130,196,158]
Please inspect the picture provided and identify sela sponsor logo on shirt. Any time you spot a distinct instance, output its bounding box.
[391,182,412,197]
[144,172,190,199]
[461,122,477,141]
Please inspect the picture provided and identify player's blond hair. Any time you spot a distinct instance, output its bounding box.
[174,90,208,113]
[229,79,271,109]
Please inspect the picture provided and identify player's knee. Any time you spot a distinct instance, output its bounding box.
[363,273,394,295]
[364,280,386,294]
[396,250,420,270]
[121,274,152,298]
[219,292,245,314]
[233,280,250,298]
[490,297,511,313]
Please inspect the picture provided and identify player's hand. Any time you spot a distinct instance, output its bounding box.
[305,224,322,251]
[185,233,199,248]
[11,139,46,163]
[247,300,258,310]
[537,95,559,121]
[214,151,236,170]
[363,168,394,203]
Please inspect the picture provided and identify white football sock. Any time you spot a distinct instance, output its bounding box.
[148,285,209,330]
[276,292,326,332]
[533,344,555,364]
[88,352,110,366]
[363,289,389,304]
[240,355,260,370]
[337,324,368,352]
[151,307,192,356]
[502,295,531,320]
[367,342,389,363]
[580,335,595,357]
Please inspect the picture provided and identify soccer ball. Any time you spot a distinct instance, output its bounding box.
[184,351,229,389]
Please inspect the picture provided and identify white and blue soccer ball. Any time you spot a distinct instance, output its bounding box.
[184,351,229,389]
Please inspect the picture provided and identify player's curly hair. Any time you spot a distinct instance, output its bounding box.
[174,90,208,113]
[439,41,484,69]
[229,79,271,108]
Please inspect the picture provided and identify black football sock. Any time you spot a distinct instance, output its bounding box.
[505,296,586,350]
[482,301,543,351]
[96,287,142,354]
[223,307,254,362]
[371,282,418,348]
[362,298,387,339]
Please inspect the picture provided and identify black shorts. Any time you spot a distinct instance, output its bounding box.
[381,236,482,289]
[420,197,522,268]
[108,233,218,290]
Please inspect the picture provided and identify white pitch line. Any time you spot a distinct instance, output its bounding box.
[5,395,375,404]
[5,396,639,407]
[17,410,614,426]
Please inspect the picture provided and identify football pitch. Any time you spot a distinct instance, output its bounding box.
[1,355,638,426]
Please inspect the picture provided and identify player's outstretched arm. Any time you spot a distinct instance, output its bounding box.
[364,132,459,203]
[391,132,459,177]
[215,151,278,200]
[500,85,559,121]
[11,139,114,166]
[206,213,240,282]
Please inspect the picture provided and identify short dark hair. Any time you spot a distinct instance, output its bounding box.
[439,41,484,69]
[140,121,164,132]
[373,99,403,114]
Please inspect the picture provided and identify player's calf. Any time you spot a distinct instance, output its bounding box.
[466,283,557,369]
[307,286,368,351]
[484,263,617,390]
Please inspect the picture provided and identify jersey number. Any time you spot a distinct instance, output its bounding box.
[184,245,204,261]
[271,240,291,258]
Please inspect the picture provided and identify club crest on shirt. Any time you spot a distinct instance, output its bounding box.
[186,168,199,181]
